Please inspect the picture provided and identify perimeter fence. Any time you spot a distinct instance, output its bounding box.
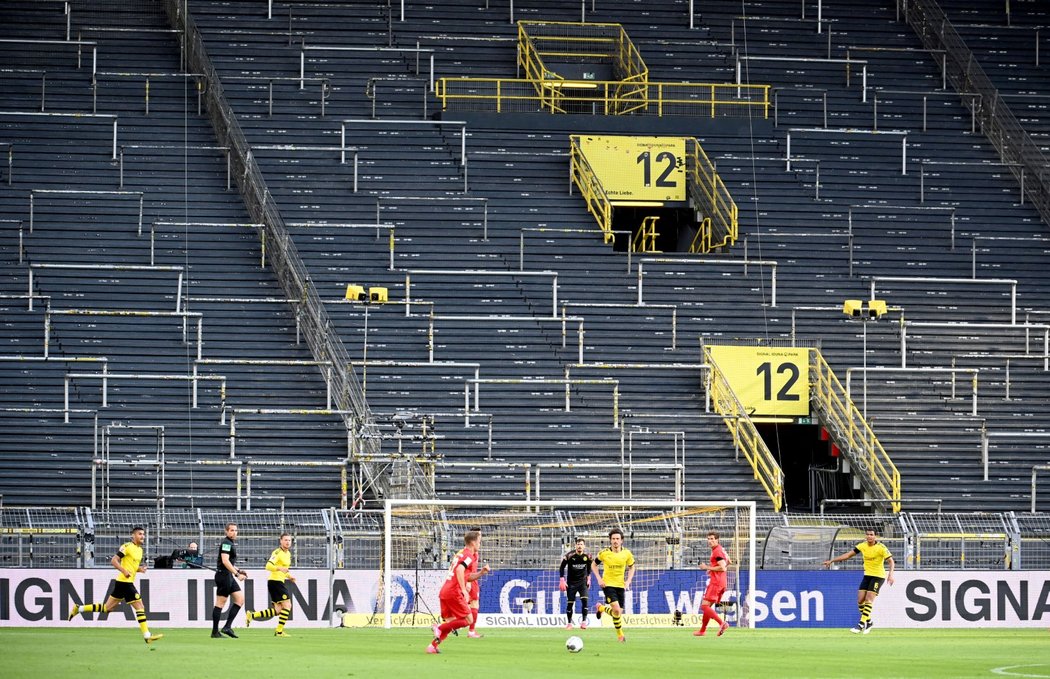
[2,508,1047,570]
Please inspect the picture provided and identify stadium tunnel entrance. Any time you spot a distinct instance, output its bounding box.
[612,206,698,253]
[756,423,859,513]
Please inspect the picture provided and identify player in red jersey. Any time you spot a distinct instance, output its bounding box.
[694,531,731,637]
[427,530,489,654]
[465,526,488,638]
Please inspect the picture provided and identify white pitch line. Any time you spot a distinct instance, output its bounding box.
[992,665,1050,678]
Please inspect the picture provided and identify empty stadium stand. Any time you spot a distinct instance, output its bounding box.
[1,0,1049,514]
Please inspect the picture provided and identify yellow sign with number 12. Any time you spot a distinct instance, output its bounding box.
[708,345,810,417]
[577,135,686,201]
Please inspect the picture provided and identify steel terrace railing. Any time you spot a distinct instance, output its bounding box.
[809,349,901,513]
[905,0,1050,228]
[163,0,430,503]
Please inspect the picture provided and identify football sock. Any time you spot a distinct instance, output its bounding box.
[701,604,724,631]
[612,612,623,637]
[276,608,290,633]
[135,609,150,636]
[252,607,277,621]
[436,618,468,642]
[82,603,105,614]
[580,597,588,621]
[601,604,613,616]
[566,600,574,624]
[469,611,478,633]
[212,606,222,633]
[859,601,872,624]
[225,604,241,628]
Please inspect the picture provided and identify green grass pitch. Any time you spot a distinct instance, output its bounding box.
[2,627,1048,679]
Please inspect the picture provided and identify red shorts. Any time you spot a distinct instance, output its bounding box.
[469,581,479,602]
[704,584,726,604]
[439,591,472,620]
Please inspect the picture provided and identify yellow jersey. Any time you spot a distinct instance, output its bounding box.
[595,547,635,588]
[115,541,143,583]
[855,541,893,578]
[266,547,292,583]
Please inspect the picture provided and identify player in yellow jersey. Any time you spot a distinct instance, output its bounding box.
[591,528,634,642]
[245,533,296,636]
[67,526,163,645]
[824,528,895,634]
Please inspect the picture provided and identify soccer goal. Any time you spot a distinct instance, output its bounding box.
[381,499,756,629]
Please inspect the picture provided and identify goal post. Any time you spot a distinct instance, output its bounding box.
[382,499,756,630]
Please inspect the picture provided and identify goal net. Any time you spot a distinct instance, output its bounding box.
[381,499,756,629]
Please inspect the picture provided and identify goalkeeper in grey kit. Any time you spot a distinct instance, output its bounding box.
[559,537,593,629]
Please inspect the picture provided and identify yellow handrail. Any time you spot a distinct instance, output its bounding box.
[634,216,660,252]
[704,346,785,511]
[435,77,770,119]
[810,350,901,512]
[569,136,614,243]
[517,22,554,104]
[689,217,712,253]
[686,139,738,252]
[519,21,648,85]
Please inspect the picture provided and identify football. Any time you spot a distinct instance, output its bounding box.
[566,635,584,653]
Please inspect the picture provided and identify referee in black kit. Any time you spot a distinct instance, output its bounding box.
[212,522,248,638]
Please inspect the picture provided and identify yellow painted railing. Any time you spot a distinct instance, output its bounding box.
[517,22,551,96]
[569,137,614,243]
[687,139,738,253]
[810,349,901,512]
[517,21,648,108]
[689,217,713,253]
[634,215,660,252]
[435,77,770,118]
[704,346,785,512]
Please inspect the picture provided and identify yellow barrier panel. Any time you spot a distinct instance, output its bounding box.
[704,345,785,512]
[809,349,901,512]
[708,345,810,417]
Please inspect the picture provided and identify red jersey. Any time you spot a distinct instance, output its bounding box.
[440,547,477,598]
[708,544,729,588]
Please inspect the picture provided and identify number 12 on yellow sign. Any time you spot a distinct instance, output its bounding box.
[708,345,811,418]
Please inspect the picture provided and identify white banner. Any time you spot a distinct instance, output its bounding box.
[2,569,1049,628]
[0,568,372,628]
[877,571,1050,628]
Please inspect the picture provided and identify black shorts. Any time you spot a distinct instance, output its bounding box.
[858,575,886,594]
[268,581,291,604]
[602,586,626,608]
[109,581,141,603]
[215,571,241,597]
[565,581,588,602]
